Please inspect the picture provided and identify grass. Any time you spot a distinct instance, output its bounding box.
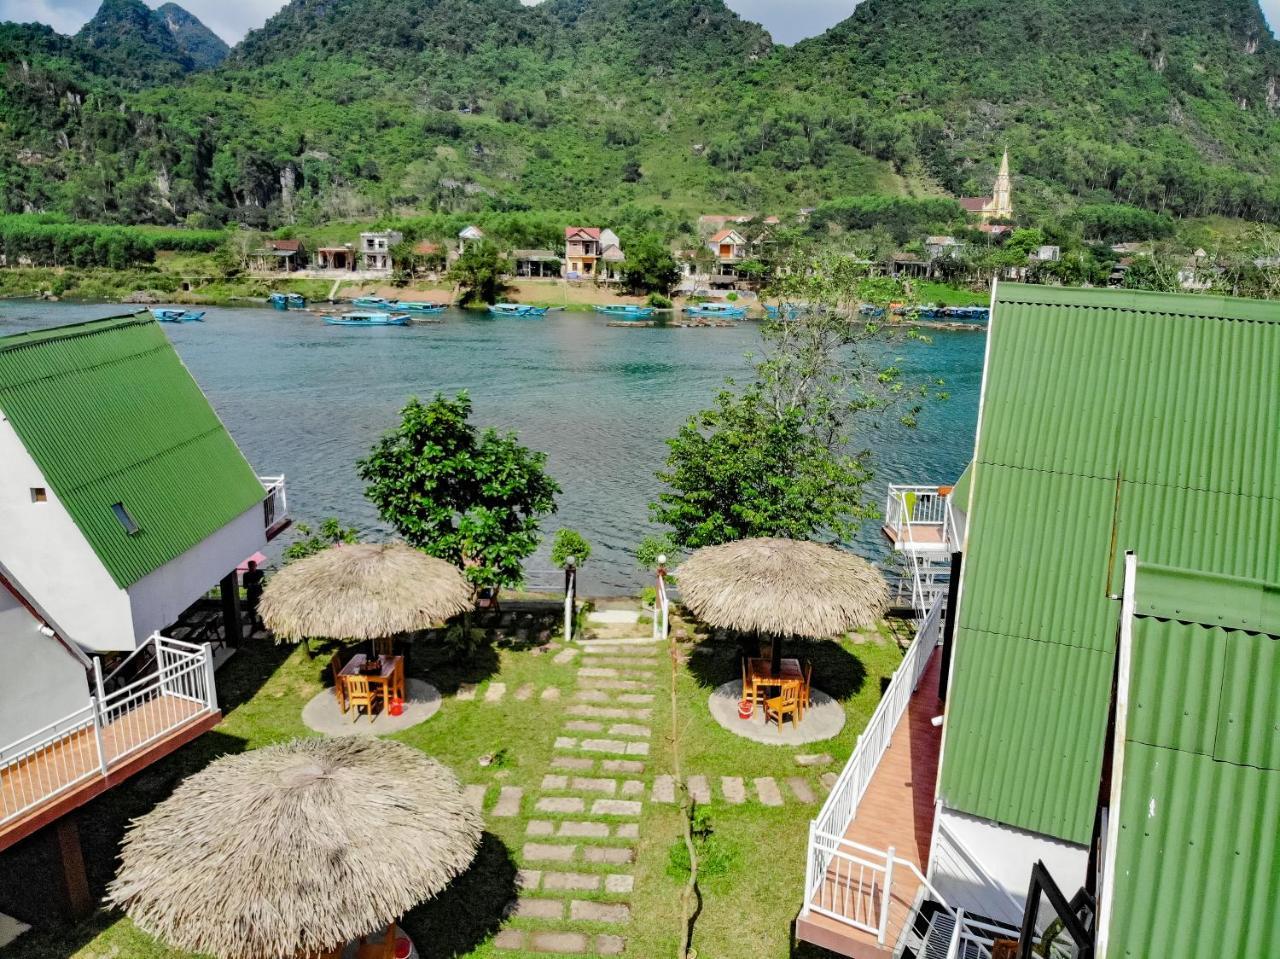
[0,615,907,959]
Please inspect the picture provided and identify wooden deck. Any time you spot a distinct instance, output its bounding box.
[0,695,219,853]
[881,523,948,551]
[797,647,944,959]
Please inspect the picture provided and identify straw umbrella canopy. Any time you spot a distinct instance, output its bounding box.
[106,737,483,959]
[260,541,472,643]
[677,537,889,672]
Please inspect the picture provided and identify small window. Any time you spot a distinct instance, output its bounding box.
[31,487,47,502]
[111,502,140,536]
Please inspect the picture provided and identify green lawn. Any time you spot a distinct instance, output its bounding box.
[0,617,905,959]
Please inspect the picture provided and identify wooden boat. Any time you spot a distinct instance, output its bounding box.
[683,302,746,319]
[323,311,409,327]
[393,301,447,314]
[151,308,206,323]
[352,296,392,309]
[488,303,548,317]
[595,305,656,319]
[269,293,307,310]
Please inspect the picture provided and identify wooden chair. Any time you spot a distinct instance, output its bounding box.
[392,656,406,703]
[802,660,814,710]
[764,683,801,732]
[373,636,395,658]
[329,654,347,713]
[741,657,756,708]
[356,926,397,959]
[345,674,383,723]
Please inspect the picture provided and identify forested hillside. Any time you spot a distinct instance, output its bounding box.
[0,0,1277,230]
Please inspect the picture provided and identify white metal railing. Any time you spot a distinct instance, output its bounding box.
[653,568,670,642]
[810,598,944,846]
[259,475,289,535]
[804,833,997,956]
[0,634,217,827]
[884,485,950,543]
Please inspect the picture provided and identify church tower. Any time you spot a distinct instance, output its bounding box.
[989,149,1013,219]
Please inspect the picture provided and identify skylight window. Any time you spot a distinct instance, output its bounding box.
[111,502,140,536]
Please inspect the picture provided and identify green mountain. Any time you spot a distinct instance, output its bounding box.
[0,0,1277,230]
[156,3,230,69]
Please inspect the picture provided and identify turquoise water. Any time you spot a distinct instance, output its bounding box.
[0,303,985,594]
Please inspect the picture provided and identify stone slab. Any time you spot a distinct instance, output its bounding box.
[529,931,589,953]
[541,774,569,790]
[605,874,635,894]
[571,900,631,923]
[821,771,839,791]
[542,871,602,892]
[596,934,627,955]
[493,786,523,817]
[786,776,816,803]
[526,820,555,836]
[625,742,650,756]
[551,756,595,771]
[584,846,635,864]
[581,738,630,754]
[536,796,586,814]
[558,820,610,838]
[620,780,644,798]
[565,720,605,733]
[517,869,542,891]
[591,799,642,816]
[579,678,647,691]
[608,724,651,738]
[571,777,618,794]
[515,683,535,701]
[602,760,646,774]
[540,687,561,701]
[463,784,487,809]
[795,753,834,767]
[484,682,507,702]
[721,776,746,804]
[618,694,655,705]
[615,822,640,839]
[516,898,564,919]
[553,648,579,664]
[754,777,784,807]
[652,775,676,803]
[493,930,526,950]
[687,775,710,804]
[523,843,577,862]
[456,683,478,701]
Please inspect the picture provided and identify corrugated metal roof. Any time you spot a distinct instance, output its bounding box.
[0,315,265,588]
[1108,610,1280,957]
[940,284,1280,844]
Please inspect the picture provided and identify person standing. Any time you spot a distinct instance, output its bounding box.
[242,560,265,635]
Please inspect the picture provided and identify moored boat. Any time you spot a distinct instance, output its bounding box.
[269,293,307,310]
[151,308,206,323]
[393,301,447,314]
[352,296,392,309]
[323,311,410,327]
[488,303,548,317]
[595,305,656,319]
[683,302,747,319]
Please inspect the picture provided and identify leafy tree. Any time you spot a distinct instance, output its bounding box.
[447,239,510,305]
[620,233,679,295]
[551,528,592,568]
[282,518,359,563]
[652,252,933,549]
[357,392,560,588]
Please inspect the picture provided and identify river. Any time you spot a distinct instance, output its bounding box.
[0,303,985,594]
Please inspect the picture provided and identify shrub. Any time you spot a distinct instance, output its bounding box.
[550,528,592,568]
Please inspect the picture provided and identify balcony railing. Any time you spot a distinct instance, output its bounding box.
[259,475,290,540]
[0,635,217,830]
[884,484,956,550]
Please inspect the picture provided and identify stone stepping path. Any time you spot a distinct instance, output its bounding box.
[492,786,523,817]
[484,682,507,702]
[649,773,819,807]
[499,623,658,955]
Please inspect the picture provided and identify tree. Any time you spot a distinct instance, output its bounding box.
[652,252,933,549]
[282,518,359,563]
[550,529,592,568]
[620,233,680,295]
[357,392,560,589]
[447,239,510,305]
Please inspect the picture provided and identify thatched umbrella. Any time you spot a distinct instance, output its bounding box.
[261,542,472,643]
[107,738,482,959]
[677,537,889,673]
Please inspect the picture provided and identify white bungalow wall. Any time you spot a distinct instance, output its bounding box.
[126,502,265,643]
[0,416,134,651]
[929,804,1089,923]
[0,589,92,755]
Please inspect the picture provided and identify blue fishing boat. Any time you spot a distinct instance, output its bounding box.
[488,303,548,317]
[595,305,655,319]
[393,301,447,314]
[324,311,409,327]
[683,302,747,319]
[269,292,307,310]
[151,308,205,323]
[352,296,392,309]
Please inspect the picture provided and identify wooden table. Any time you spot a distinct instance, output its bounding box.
[339,654,404,711]
[747,657,805,721]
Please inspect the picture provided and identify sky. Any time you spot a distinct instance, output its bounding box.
[2,0,1278,47]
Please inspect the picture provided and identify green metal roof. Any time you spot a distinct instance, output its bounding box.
[940,284,1280,844]
[949,461,973,514]
[1107,602,1280,957]
[0,315,266,588]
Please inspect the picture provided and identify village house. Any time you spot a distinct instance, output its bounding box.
[797,283,1279,959]
[0,314,289,905]
[958,149,1014,222]
[248,238,305,273]
[314,244,356,271]
[512,249,560,278]
[457,225,485,255]
[924,235,963,261]
[359,231,403,274]
[564,227,604,279]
